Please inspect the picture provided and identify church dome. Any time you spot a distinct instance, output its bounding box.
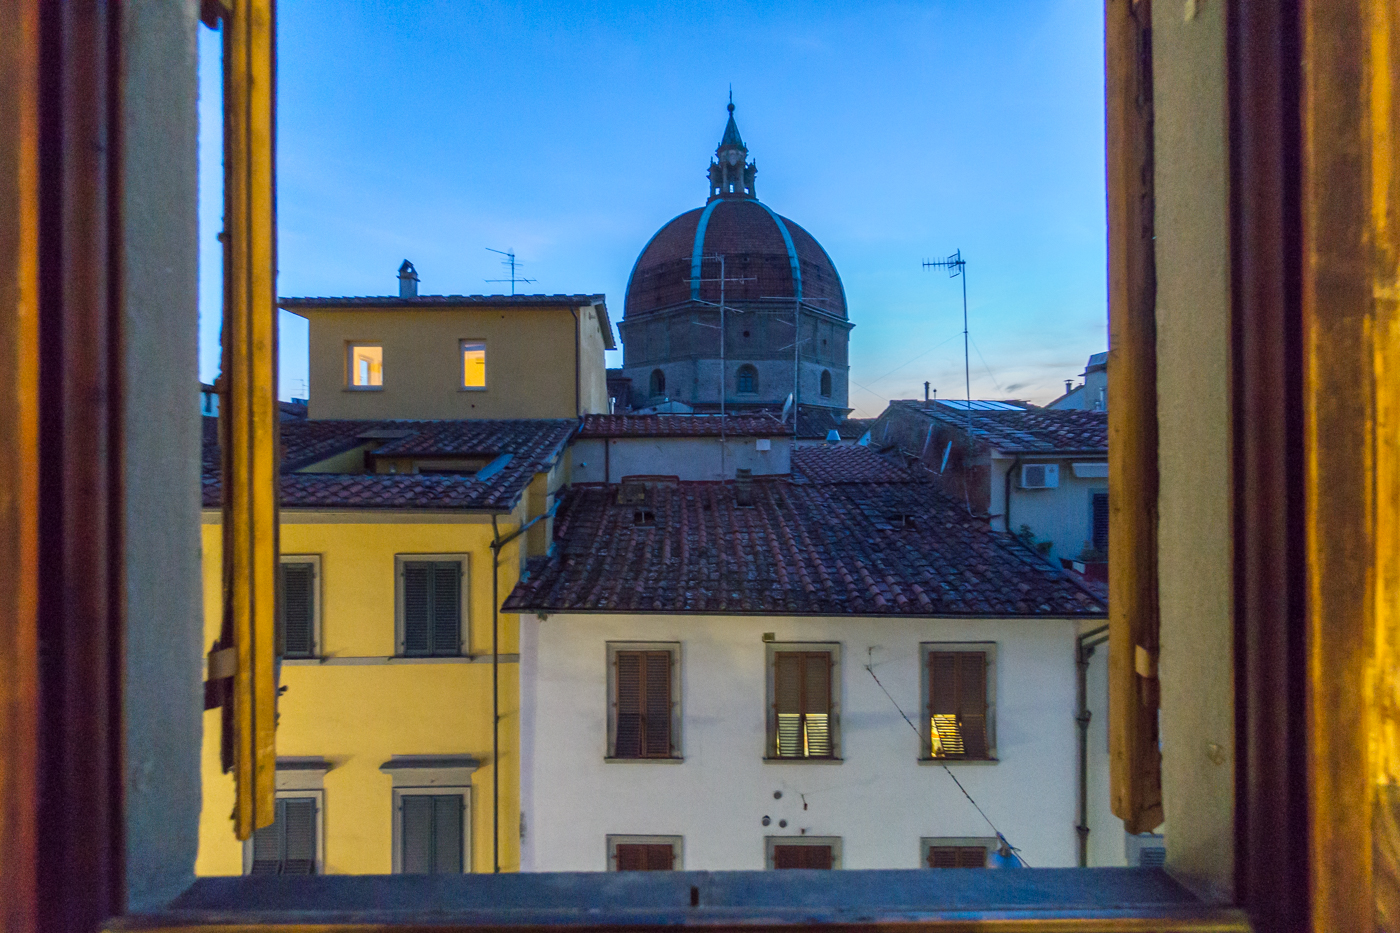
[624,100,847,321]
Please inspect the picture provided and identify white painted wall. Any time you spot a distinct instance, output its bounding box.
[989,457,1108,564]
[520,612,1080,872]
[569,435,793,483]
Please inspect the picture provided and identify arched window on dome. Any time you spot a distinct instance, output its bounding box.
[737,365,758,395]
[650,369,666,398]
[820,370,832,398]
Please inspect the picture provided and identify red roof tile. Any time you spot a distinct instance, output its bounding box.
[792,445,917,484]
[578,414,789,438]
[503,480,1105,617]
[884,401,1108,454]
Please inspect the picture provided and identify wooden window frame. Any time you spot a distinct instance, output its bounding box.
[606,835,683,871]
[765,836,842,870]
[391,787,471,876]
[765,643,841,762]
[242,790,325,876]
[278,554,321,662]
[605,641,682,761]
[459,339,487,392]
[393,554,468,658]
[919,642,997,762]
[345,342,384,391]
[920,837,997,869]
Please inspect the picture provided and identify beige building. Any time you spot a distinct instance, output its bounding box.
[284,263,614,421]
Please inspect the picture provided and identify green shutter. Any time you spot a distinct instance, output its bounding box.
[280,563,315,658]
[431,562,461,655]
[402,563,432,656]
[432,795,464,873]
[249,799,284,874]
[401,793,462,874]
[281,797,317,874]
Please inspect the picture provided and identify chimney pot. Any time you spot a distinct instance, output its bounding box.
[398,259,419,299]
[1065,380,1073,395]
[924,381,930,404]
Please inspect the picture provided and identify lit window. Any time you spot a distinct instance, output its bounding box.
[767,644,839,759]
[461,340,486,389]
[922,643,996,760]
[348,343,383,388]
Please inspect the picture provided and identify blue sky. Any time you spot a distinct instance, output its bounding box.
[198,1,1106,416]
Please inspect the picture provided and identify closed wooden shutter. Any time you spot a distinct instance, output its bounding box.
[402,561,461,657]
[1092,491,1109,551]
[250,797,317,875]
[615,843,674,871]
[613,650,672,758]
[773,650,833,758]
[927,651,989,759]
[926,845,987,868]
[401,793,464,874]
[773,844,833,869]
[279,562,315,658]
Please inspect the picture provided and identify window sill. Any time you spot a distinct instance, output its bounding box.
[458,387,488,392]
[343,386,384,392]
[604,756,685,764]
[281,655,519,666]
[763,756,843,764]
[920,756,1000,765]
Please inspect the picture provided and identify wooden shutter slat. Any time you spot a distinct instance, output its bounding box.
[643,651,671,757]
[615,652,643,758]
[401,795,435,874]
[280,797,317,875]
[644,843,674,870]
[774,653,803,757]
[802,652,832,758]
[280,563,315,658]
[956,846,988,868]
[433,794,463,873]
[616,843,645,871]
[431,561,460,656]
[402,563,432,656]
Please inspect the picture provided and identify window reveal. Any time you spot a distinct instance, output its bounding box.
[401,561,462,657]
[772,650,833,759]
[737,364,758,394]
[614,650,672,758]
[400,793,464,874]
[248,797,317,875]
[927,651,989,759]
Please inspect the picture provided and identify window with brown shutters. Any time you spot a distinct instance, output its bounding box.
[614,843,674,870]
[769,647,837,759]
[248,796,318,875]
[765,836,841,869]
[399,559,462,657]
[277,560,316,659]
[926,845,988,868]
[607,643,680,759]
[924,646,993,760]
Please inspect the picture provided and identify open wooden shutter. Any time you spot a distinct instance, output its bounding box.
[402,563,431,656]
[431,561,461,655]
[642,651,671,757]
[773,653,803,757]
[279,563,315,658]
[280,797,316,874]
[615,652,643,757]
[432,794,464,873]
[956,652,989,759]
[802,652,832,757]
[401,794,434,873]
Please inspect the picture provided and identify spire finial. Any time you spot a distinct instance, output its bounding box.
[728,85,734,114]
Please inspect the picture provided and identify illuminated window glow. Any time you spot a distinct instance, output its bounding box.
[461,341,486,389]
[348,344,382,388]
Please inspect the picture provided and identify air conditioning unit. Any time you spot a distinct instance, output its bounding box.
[1021,463,1059,489]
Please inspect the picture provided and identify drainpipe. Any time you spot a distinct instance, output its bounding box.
[1004,455,1022,534]
[488,500,560,873]
[1076,623,1110,866]
[570,307,582,417]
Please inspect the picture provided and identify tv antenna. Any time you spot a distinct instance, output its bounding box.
[689,254,756,477]
[922,249,972,439]
[485,247,536,296]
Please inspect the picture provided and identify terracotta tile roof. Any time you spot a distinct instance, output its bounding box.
[887,400,1108,454]
[836,417,875,440]
[504,480,1105,617]
[203,418,576,511]
[577,414,789,438]
[792,445,918,484]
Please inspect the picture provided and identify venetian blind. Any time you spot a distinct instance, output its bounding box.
[773,651,832,758]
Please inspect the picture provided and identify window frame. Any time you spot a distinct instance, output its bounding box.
[919,642,997,762]
[277,554,321,662]
[920,837,997,869]
[605,641,683,761]
[345,342,384,391]
[649,367,665,398]
[605,834,683,871]
[459,339,487,391]
[736,364,758,395]
[765,836,842,870]
[242,789,325,876]
[765,642,841,762]
[394,554,469,658]
[391,787,471,875]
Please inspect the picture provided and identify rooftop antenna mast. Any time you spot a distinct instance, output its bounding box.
[690,254,755,478]
[485,247,536,296]
[922,249,972,440]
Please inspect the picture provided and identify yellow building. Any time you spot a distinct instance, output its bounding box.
[284,265,614,421]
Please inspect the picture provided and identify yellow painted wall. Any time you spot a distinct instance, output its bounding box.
[298,304,609,421]
[197,511,527,875]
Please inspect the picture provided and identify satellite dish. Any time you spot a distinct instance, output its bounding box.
[780,393,794,423]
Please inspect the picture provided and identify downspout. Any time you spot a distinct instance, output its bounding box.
[1004,455,1022,534]
[570,307,581,417]
[1076,623,1110,866]
[488,500,560,873]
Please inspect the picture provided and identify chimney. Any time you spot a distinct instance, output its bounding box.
[1065,380,1073,395]
[735,468,754,507]
[924,381,930,405]
[398,259,419,298]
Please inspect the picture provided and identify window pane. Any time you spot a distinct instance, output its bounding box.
[462,341,486,388]
[349,344,382,387]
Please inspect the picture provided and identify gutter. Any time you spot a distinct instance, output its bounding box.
[488,499,560,873]
[1076,623,1110,866]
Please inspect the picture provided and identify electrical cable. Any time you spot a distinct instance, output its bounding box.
[863,658,1030,867]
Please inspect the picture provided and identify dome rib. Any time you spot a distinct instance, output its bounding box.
[751,201,802,302]
[688,199,723,301]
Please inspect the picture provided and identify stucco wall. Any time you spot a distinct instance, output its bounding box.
[990,457,1108,564]
[577,304,611,415]
[302,305,598,420]
[121,0,202,909]
[520,613,1080,871]
[1152,0,1234,901]
[569,436,793,483]
[196,514,526,875]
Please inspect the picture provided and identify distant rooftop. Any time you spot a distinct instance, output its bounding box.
[886,400,1108,455]
[578,414,789,439]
